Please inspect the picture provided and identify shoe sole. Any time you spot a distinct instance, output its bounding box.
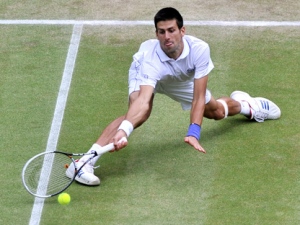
[75,176,100,186]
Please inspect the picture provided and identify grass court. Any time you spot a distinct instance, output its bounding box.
[1,1,300,224]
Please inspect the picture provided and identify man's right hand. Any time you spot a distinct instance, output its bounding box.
[110,130,128,152]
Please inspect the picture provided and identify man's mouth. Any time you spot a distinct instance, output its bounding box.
[165,42,173,47]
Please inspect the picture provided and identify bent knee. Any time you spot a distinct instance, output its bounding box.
[205,100,228,120]
[205,109,225,120]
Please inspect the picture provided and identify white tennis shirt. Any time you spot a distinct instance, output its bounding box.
[128,35,215,109]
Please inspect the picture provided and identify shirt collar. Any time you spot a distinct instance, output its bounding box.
[156,37,189,62]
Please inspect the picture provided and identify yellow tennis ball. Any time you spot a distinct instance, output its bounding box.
[58,193,71,205]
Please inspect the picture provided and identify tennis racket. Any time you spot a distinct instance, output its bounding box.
[22,137,127,198]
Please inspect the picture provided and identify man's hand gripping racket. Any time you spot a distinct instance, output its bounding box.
[21,137,127,198]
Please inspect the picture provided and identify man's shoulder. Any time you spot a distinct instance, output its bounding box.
[184,35,209,48]
[139,39,159,52]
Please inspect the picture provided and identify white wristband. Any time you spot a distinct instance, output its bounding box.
[118,120,134,137]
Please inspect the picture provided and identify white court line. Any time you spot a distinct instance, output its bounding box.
[0,20,300,26]
[28,24,83,225]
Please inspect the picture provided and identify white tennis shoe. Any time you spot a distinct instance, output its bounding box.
[230,90,281,122]
[65,159,100,186]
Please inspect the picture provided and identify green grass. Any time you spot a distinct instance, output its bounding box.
[1,24,300,225]
[0,25,73,224]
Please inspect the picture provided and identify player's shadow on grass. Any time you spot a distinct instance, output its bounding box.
[98,116,257,181]
[202,116,257,141]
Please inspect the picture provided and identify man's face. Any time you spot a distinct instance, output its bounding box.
[156,19,185,59]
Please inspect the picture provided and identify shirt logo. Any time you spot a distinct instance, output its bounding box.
[142,74,149,79]
[187,68,195,74]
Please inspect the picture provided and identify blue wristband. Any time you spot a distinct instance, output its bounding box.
[186,123,201,140]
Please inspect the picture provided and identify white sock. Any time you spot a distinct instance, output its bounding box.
[80,143,102,166]
[238,100,251,116]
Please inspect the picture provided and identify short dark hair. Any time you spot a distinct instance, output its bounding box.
[154,7,183,30]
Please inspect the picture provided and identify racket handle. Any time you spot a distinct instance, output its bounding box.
[96,137,128,155]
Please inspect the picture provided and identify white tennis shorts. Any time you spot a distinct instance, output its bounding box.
[128,77,212,110]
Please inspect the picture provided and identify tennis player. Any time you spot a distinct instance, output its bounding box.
[66,7,281,185]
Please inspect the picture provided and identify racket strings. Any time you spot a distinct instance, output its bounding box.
[23,152,74,197]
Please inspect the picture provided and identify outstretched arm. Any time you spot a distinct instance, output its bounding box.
[184,75,208,153]
[113,85,155,150]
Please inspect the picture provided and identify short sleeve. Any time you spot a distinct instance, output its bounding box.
[194,44,214,79]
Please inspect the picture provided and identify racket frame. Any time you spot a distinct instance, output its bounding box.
[22,151,95,198]
[21,138,126,198]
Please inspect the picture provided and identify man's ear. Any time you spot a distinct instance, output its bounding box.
[180,26,186,36]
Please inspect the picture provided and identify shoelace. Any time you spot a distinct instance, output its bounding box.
[253,111,268,122]
[253,100,269,122]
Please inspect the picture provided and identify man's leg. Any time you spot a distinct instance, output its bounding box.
[65,115,125,186]
[204,96,242,120]
[66,91,154,186]
[204,92,281,122]
[95,116,125,146]
[80,91,142,162]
